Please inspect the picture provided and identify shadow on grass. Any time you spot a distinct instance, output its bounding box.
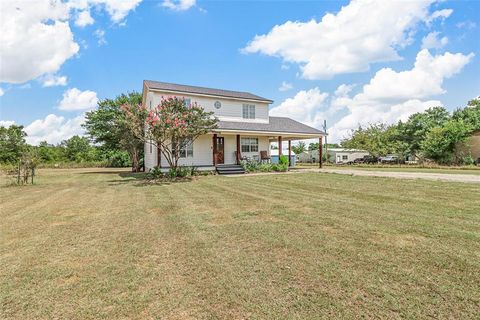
[79,170,133,175]
[107,172,194,187]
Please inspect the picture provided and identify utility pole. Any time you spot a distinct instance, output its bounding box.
[323,120,328,164]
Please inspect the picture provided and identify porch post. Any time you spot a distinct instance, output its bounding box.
[319,136,323,169]
[236,134,241,165]
[278,136,283,156]
[288,140,292,167]
[213,134,217,166]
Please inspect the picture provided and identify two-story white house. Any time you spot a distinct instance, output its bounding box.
[142,80,326,173]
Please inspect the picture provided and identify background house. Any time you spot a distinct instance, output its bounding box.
[297,148,369,164]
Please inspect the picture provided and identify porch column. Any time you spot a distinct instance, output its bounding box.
[236,134,241,165]
[278,136,283,156]
[319,136,323,169]
[288,140,292,167]
[213,134,217,166]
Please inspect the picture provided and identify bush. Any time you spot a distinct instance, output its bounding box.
[463,155,476,166]
[105,150,131,167]
[279,155,289,166]
[147,166,163,180]
[241,160,288,173]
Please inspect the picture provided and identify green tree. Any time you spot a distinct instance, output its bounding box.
[36,141,64,163]
[420,120,472,164]
[0,125,27,164]
[341,123,406,158]
[291,141,306,155]
[398,106,450,156]
[61,136,97,162]
[123,97,217,171]
[84,92,143,171]
[452,98,480,131]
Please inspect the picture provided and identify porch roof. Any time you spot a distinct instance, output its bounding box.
[215,116,326,137]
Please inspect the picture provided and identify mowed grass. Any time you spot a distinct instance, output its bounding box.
[1,168,479,319]
[297,163,480,175]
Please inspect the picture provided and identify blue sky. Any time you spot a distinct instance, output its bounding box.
[0,0,479,144]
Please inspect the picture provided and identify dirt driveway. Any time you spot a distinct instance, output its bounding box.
[318,168,480,184]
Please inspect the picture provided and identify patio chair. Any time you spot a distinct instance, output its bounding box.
[260,151,271,163]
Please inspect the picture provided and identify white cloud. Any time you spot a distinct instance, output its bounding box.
[0,0,142,84]
[75,10,94,27]
[42,74,68,87]
[0,0,79,84]
[270,88,328,127]
[95,0,142,22]
[0,87,4,96]
[24,114,85,145]
[456,21,476,29]
[94,29,107,45]
[426,9,453,25]
[0,120,15,127]
[329,49,473,141]
[58,88,98,111]
[334,84,355,97]
[421,31,448,49]
[162,0,196,11]
[243,0,445,79]
[279,81,293,92]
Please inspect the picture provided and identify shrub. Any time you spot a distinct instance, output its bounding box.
[147,166,163,180]
[279,155,289,166]
[105,150,131,167]
[463,155,476,166]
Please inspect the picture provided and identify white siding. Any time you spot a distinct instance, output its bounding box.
[144,134,271,170]
[146,91,270,123]
[144,141,157,170]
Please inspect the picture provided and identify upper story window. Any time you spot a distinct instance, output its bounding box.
[242,104,255,119]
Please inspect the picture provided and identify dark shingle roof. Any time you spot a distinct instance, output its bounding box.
[144,80,273,103]
[217,117,325,135]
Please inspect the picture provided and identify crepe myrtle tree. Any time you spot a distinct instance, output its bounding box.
[122,96,218,172]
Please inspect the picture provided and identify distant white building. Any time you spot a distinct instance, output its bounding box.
[297,148,369,164]
[328,148,369,164]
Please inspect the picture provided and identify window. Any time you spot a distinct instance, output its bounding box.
[242,104,255,119]
[342,155,348,160]
[173,139,193,158]
[149,141,152,154]
[183,98,191,107]
[241,138,258,153]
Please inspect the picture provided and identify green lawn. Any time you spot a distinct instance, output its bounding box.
[298,163,480,175]
[1,169,479,319]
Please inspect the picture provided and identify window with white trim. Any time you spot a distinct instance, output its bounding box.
[241,138,258,153]
[342,155,348,160]
[173,139,193,158]
[242,104,255,119]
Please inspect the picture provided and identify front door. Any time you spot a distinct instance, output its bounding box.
[216,137,224,164]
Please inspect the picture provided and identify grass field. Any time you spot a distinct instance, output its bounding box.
[297,163,480,175]
[1,168,480,319]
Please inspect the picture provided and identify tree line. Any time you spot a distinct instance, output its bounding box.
[1,92,218,176]
[341,98,480,164]
[0,92,142,170]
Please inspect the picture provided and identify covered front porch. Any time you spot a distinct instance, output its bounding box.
[211,130,324,169]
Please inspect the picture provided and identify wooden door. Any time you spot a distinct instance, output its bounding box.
[216,137,224,164]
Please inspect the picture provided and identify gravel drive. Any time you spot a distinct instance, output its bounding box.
[318,168,480,184]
